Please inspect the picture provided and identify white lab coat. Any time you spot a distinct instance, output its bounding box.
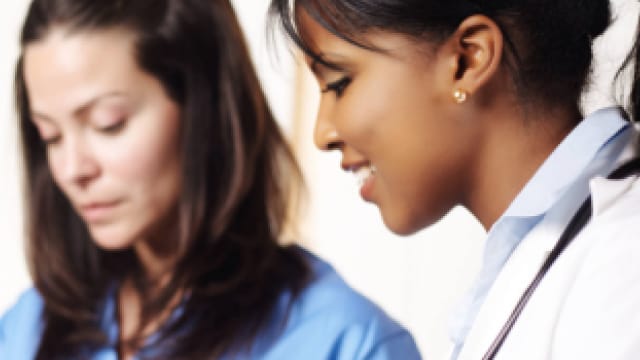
[455,132,640,360]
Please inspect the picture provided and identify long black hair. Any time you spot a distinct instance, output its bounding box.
[17,0,309,358]
[269,0,640,122]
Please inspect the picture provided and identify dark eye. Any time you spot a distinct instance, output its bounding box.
[322,77,351,97]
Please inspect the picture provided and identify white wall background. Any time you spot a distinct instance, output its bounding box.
[0,0,30,320]
[1,1,638,359]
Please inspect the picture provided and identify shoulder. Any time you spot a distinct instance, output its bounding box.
[254,248,421,360]
[0,287,44,359]
[295,249,395,324]
[588,175,640,252]
[551,177,640,358]
[1,287,44,329]
[575,174,640,282]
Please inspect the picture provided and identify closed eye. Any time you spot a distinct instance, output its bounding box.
[97,119,126,134]
[42,135,62,146]
[322,77,351,97]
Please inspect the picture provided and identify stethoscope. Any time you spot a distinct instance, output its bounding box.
[482,157,640,359]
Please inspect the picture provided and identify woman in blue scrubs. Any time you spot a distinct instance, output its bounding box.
[270,0,640,359]
[0,0,421,359]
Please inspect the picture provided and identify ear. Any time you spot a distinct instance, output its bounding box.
[441,15,504,98]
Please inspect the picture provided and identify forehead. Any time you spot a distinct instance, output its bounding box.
[296,8,434,67]
[23,27,142,112]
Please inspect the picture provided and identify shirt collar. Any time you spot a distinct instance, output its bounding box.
[503,107,630,218]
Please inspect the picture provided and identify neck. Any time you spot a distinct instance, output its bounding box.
[118,219,181,356]
[134,238,177,284]
[464,102,580,230]
[133,213,181,284]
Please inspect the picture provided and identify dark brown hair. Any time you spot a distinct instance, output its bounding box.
[269,0,640,121]
[16,0,309,358]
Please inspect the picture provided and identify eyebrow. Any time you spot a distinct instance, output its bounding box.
[309,55,350,80]
[31,91,128,123]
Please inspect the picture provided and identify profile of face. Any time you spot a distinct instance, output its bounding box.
[23,27,182,250]
[300,13,483,235]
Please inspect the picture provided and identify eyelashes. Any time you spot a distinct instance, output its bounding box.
[98,119,126,134]
[39,119,127,147]
[42,135,62,146]
[322,76,352,97]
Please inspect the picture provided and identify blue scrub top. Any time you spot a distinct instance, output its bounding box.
[0,247,422,359]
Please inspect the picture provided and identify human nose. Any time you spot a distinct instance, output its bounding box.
[313,101,343,151]
[56,136,100,188]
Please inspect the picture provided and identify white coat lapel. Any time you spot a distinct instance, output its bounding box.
[456,157,599,360]
[591,128,639,217]
[590,176,638,218]
[456,129,638,360]
[455,209,568,360]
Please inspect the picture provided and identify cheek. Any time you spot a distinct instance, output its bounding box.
[106,135,177,180]
[335,82,395,145]
[360,83,465,227]
[102,110,182,201]
[47,151,63,182]
[46,148,73,195]
[338,68,442,148]
[379,99,465,197]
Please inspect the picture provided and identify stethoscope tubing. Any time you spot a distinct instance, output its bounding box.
[482,157,640,360]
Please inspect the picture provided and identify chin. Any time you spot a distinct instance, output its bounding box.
[387,225,422,236]
[87,224,137,251]
[381,210,442,236]
[381,216,422,236]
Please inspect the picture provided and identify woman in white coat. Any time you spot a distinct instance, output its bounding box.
[270,0,640,358]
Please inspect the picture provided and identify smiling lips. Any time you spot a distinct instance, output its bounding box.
[348,165,377,201]
[79,200,121,223]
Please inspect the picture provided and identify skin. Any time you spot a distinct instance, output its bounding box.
[300,11,579,234]
[24,27,183,358]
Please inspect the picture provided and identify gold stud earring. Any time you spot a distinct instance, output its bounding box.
[453,89,468,104]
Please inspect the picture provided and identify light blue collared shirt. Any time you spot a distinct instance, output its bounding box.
[448,107,632,358]
[0,248,422,359]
